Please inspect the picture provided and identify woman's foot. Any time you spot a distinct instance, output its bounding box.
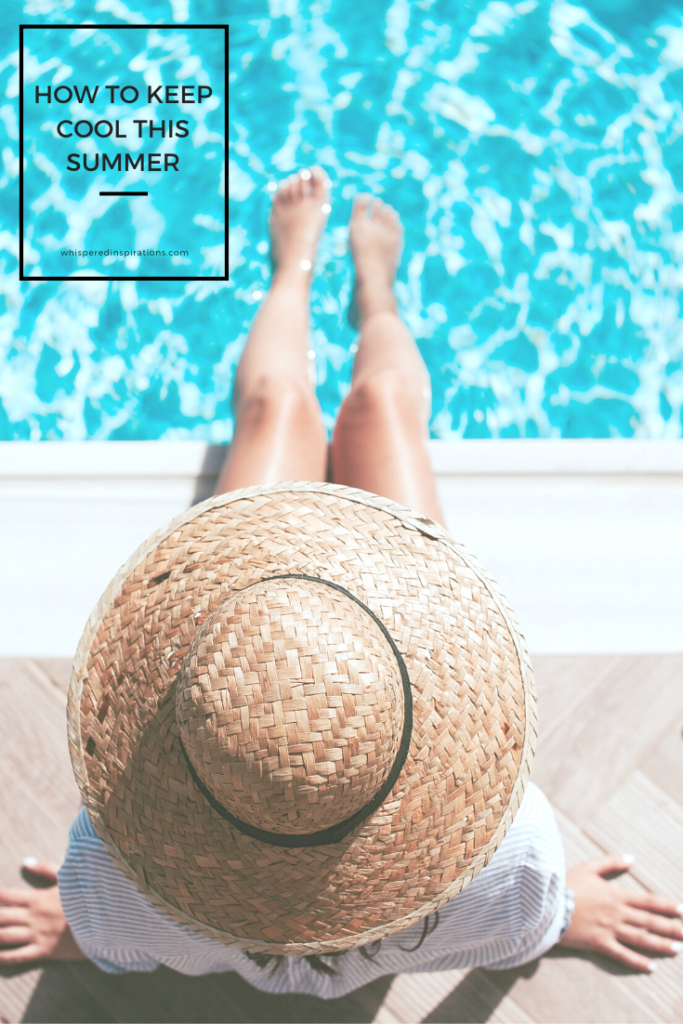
[0,860,86,964]
[349,195,404,327]
[269,167,330,283]
[559,856,683,972]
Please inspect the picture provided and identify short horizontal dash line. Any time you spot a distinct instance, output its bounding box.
[99,191,148,196]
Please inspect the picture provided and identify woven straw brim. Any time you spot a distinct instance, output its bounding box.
[68,482,536,955]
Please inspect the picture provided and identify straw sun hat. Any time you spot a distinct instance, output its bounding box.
[68,482,536,956]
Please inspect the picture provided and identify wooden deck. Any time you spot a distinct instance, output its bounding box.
[1,654,682,1024]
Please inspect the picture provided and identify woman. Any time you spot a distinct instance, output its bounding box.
[1,168,680,987]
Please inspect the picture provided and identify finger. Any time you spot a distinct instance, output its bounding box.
[625,892,683,918]
[617,925,682,956]
[0,889,29,908]
[589,855,636,878]
[0,907,29,926]
[602,938,657,973]
[0,926,31,946]
[21,858,59,875]
[0,943,43,965]
[626,908,683,938]
[21,858,59,888]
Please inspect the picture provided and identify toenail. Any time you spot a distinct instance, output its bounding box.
[266,182,277,192]
[321,203,331,214]
[300,259,312,271]
[300,169,311,180]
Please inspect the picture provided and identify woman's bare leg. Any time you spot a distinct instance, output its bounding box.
[216,168,330,494]
[331,196,445,525]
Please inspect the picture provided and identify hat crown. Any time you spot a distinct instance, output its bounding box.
[176,578,406,835]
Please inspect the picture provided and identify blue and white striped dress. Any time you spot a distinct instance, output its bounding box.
[58,782,571,998]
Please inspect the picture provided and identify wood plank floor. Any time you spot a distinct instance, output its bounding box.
[1,655,682,1024]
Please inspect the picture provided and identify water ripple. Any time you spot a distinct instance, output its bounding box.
[1,0,682,439]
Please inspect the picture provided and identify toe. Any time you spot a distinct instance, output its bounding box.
[274,177,291,204]
[353,194,374,218]
[277,175,298,203]
[297,170,310,196]
[307,166,325,194]
[379,201,400,226]
[309,166,329,198]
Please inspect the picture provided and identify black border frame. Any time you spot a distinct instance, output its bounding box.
[19,23,228,282]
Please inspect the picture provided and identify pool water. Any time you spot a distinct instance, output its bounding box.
[2,0,682,440]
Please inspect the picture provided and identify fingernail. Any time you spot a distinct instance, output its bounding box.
[621,854,635,865]
[321,203,331,214]
[677,903,683,916]
[647,961,658,972]
[22,857,39,868]
[671,941,683,954]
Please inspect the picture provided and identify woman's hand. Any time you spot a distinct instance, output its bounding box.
[0,860,86,965]
[559,856,683,972]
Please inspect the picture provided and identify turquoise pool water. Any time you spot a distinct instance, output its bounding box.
[2,0,682,440]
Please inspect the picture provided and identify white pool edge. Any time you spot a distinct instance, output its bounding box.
[1,440,681,657]
[2,438,682,476]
